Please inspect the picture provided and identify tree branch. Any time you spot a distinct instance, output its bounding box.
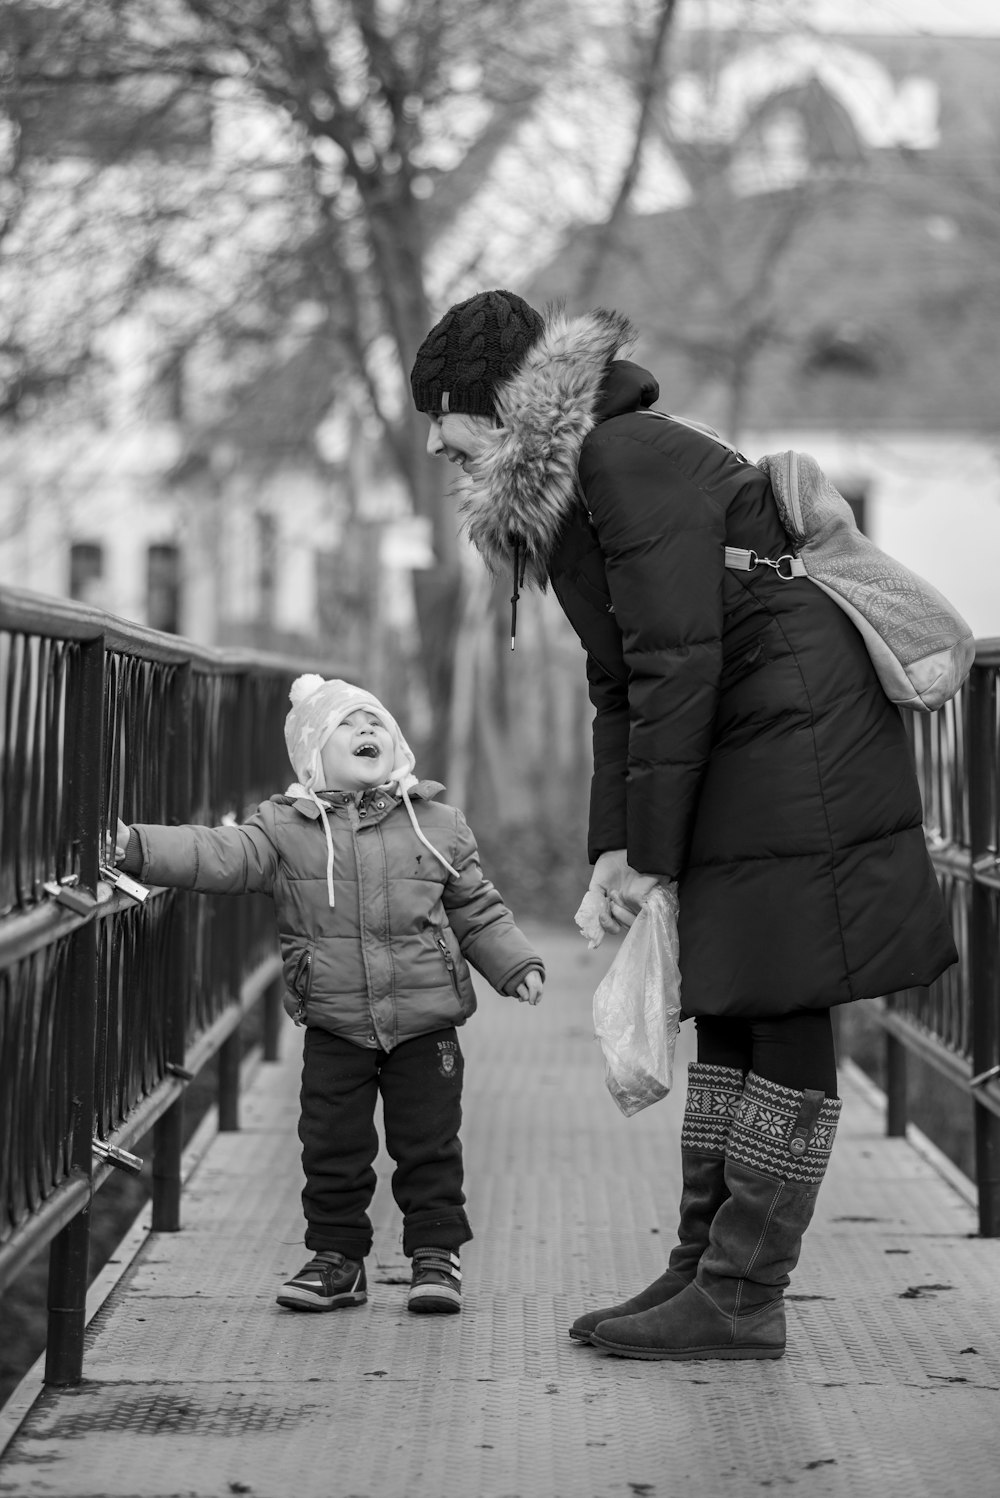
[573,0,679,303]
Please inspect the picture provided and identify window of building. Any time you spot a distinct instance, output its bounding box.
[256,512,277,627]
[68,542,104,604]
[837,485,869,536]
[803,323,886,379]
[147,543,181,634]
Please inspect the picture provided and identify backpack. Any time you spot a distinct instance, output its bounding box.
[747,451,975,713]
[649,413,975,711]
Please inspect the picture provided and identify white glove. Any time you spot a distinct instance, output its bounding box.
[588,848,659,933]
[574,887,609,948]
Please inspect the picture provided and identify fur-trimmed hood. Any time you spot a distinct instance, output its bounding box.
[456,307,636,585]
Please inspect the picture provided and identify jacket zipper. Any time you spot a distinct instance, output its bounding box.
[435,934,460,994]
[292,950,312,1021]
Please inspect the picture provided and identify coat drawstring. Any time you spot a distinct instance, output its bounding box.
[510,540,528,651]
[399,783,460,880]
[310,790,337,907]
[307,785,459,905]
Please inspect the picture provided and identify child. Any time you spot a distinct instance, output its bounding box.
[112,674,544,1316]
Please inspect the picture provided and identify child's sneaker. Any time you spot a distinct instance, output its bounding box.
[276,1250,367,1312]
[407,1247,462,1314]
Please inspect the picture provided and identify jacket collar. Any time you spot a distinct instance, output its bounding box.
[454,307,656,583]
[286,780,445,819]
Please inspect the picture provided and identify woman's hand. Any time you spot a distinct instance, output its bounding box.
[515,970,543,1006]
[588,849,658,932]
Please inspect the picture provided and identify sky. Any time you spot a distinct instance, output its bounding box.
[678,0,1000,35]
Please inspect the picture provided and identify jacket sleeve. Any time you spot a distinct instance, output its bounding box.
[579,428,726,878]
[586,651,630,862]
[442,810,545,995]
[129,804,281,896]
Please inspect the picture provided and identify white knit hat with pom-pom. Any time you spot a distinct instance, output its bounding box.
[284,675,459,905]
[284,675,417,793]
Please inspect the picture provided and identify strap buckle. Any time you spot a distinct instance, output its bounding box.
[760,553,798,581]
[724,546,802,581]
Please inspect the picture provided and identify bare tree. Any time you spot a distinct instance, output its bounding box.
[574,0,680,302]
[1,0,572,758]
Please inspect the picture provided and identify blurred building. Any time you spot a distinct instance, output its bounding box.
[0,30,430,669]
[532,24,1000,638]
[3,12,999,653]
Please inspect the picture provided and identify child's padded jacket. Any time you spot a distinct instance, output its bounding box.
[124,781,543,1052]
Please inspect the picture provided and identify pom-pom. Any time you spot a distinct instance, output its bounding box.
[289,673,325,707]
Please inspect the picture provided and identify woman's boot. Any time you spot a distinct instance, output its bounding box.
[590,1071,841,1359]
[569,1063,744,1343]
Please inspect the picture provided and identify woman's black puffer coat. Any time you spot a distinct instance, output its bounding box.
[458,308,957,1017]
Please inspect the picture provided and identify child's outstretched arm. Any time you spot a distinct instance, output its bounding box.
[107,807,281,896]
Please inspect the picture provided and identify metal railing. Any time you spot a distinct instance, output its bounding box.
[0,586,343,1385]
[2,583,999,1393]
[869,641,1000,1235]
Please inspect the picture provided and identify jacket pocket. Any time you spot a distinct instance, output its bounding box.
[290,948,312,1022]
[572,567,615,615]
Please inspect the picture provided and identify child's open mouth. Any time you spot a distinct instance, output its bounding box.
[353,744,380,759]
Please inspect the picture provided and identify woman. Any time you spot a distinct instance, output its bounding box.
[409,288,957,1360]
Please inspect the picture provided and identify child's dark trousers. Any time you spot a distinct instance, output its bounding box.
[298,1025,473,1259]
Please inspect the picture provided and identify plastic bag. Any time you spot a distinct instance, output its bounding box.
[592,883,682,1117]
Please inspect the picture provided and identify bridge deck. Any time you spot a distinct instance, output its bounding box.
[1,923,998,1498]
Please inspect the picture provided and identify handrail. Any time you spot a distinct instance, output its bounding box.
[3,579,998,1394]
[0,584,349,1384]
[861,642,1000,1234]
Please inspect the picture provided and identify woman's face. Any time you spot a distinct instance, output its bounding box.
[425,412,496,472]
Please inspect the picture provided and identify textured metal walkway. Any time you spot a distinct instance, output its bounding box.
[1,923,999,1498]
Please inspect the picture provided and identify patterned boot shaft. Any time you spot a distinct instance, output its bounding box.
[569,1063,744,1343]
[669,1062,745,1277]
[589,1074,841,1360]
[726,1072,841,1187]
[680,1062,746,1154]
[698,1072,842,1313]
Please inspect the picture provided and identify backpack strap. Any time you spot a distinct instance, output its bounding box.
[641,412,804,579]
[644,407,750,462]
[724,546,806,580]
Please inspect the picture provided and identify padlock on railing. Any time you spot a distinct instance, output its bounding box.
[42,877,96,917]
[92,1140,144,1175]
[99,865,150,903]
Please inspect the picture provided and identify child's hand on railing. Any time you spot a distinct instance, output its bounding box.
[104,818,131,865]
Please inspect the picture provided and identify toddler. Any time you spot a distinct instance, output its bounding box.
[112,674,544,1316]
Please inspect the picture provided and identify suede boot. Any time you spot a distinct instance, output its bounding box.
[591,1071,841,1360]
[569,1063,744,1343]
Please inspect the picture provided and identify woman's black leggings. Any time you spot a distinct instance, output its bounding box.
[694,1010,838,1098]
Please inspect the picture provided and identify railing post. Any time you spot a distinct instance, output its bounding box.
[263,976,283,1063]
[218,1030,241,1131]
[153,662,193,1232]
[44,635,104,1386]
[214,666,254,1130]
[968,664,1000,1235]
[886,1026,908,1137]
[152,1100,184,1232]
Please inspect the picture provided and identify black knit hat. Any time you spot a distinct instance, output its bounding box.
[410,289,545,417]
